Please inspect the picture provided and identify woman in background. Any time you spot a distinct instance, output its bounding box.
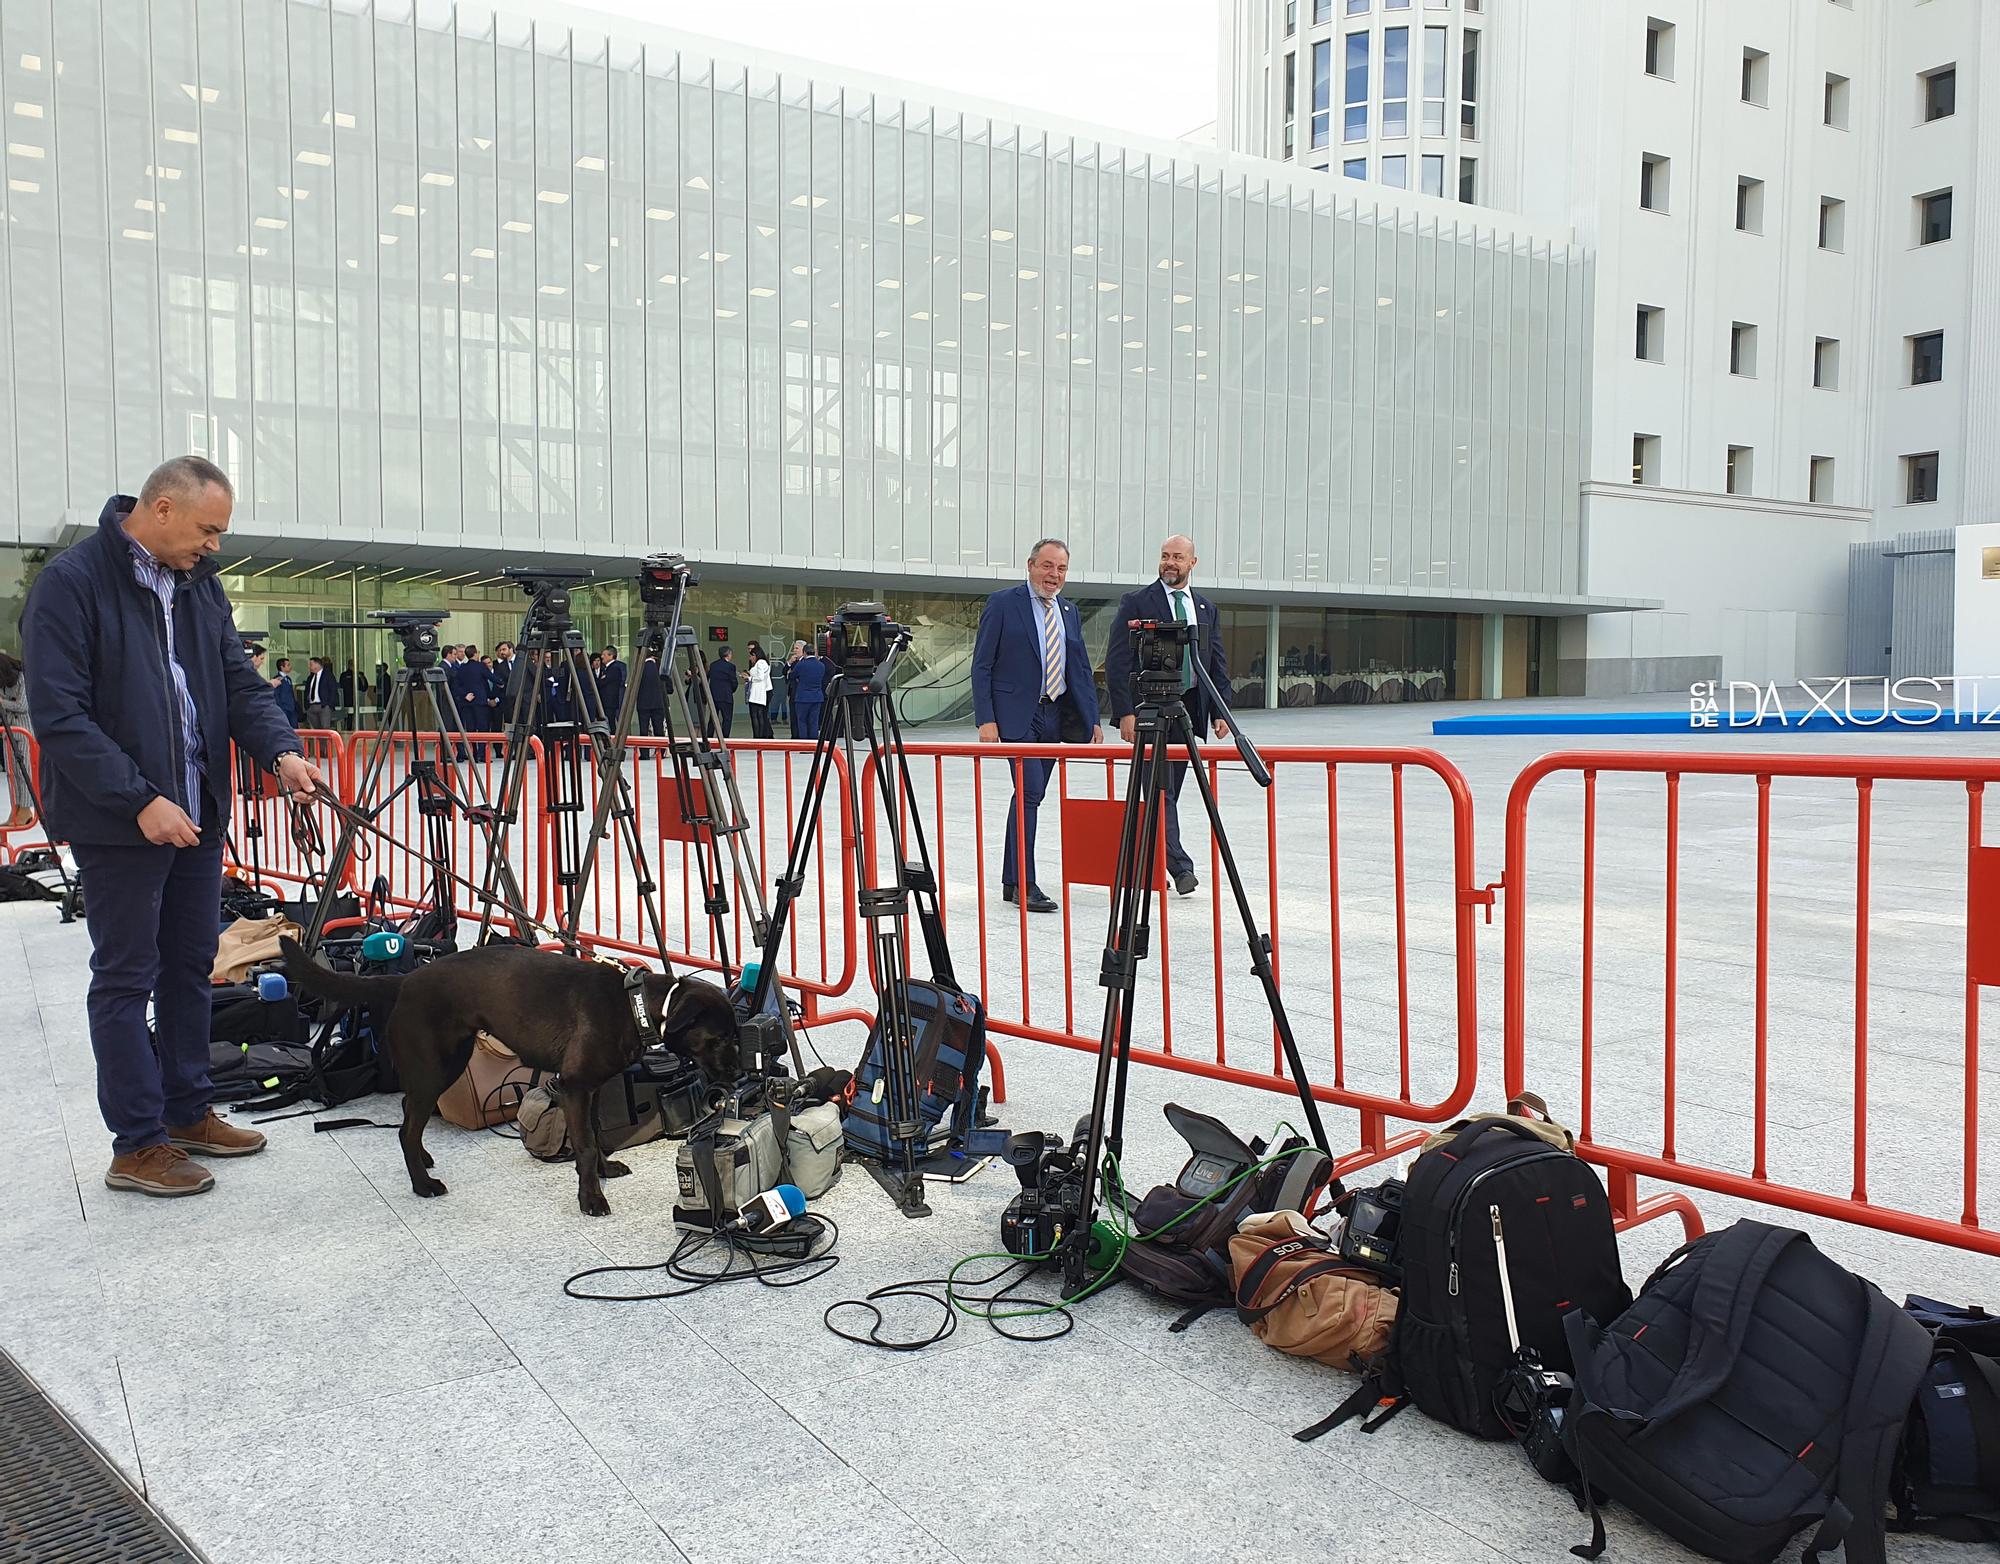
[0,651,35,827]
[744,643,775,739]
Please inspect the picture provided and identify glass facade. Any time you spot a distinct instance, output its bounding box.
[0,0,1593,716]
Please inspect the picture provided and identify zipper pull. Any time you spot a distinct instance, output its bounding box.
[1491,1207,1504,1242]
[1448,1262,1459,1295]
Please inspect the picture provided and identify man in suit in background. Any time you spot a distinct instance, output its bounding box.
[971,537,1102,913]
[596,644,627,723]
[303,655,337,730]
[706,645,738,737]
[633,650,668,737]
[488,641,515,731]
[1103,533,1231,898]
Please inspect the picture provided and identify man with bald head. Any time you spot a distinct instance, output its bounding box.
[1102,534,1232,897]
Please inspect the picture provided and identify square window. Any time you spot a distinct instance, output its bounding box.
[1726,445,1754,496]
[1810,456,1835,504]
[1923,65,1956,122]
[1824,72,1850,128]
[1645,18,1675,79]
[1905,451,1940,505]
[1910,330,1944,385]
[1919,188,1953,244]
[1819,196,1845,251]
[1741,47,1770,106]
[1730,321,1758,377]
[1736,176,1764,233]
[1382,154,1408,188]
[1343,157,1367,179]
[1457,155,1477,203]
[1640,152,1669,212]
[1814,337,1840,389]
[1632,434,1660,486]
[1636,304,1665,363]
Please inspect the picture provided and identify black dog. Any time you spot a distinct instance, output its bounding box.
[280,938,739,1215]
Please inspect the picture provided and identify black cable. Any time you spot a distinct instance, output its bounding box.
[563,1215,840,1302]
[823,1255,1078,1350]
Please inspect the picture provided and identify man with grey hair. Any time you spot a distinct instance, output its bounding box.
[23,456,329,1198]
[971,537,1103,912]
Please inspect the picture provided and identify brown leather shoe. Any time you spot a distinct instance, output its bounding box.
[105,1144,215,1197]
[166,1109,267,1158]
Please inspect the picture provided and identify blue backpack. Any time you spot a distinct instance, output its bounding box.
[1897,1295,2000,1545]
[844,979,986,1161]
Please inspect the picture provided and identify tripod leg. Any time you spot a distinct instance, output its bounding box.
[303,678,413,950]
[1178,719,1332,1154]
[1072,702,1175,1291]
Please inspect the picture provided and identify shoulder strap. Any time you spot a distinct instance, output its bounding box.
[1834,1281,1945,1564]
[1233,1246,1349,1324]
[1640,1221,1802,1427]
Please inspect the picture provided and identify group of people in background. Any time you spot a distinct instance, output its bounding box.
[239,633,833,746]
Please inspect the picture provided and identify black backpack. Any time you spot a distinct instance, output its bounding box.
[1562,1221,1933,1564]
[1896,1295,2000,1544]
[1118,1104,1335,1326]
[1301,1108,1628,1441]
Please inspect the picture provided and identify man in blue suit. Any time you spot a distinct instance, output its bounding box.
[971,537,1102,912]
[1103,534,1231,898]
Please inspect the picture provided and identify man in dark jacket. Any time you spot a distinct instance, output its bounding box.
[705,645,738,737]
[633,652,668,737]
[596,645,627,724]
[303,656,336,729]
[488,641,515,731]
[786,639,830,741]
[23,458,327,1198]
[1102,533,1232,898]
[272,656,302,725]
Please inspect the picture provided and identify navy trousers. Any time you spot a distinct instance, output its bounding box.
[70,801,225,1155]
[793,700,824,741]
[1000,698,1062,891]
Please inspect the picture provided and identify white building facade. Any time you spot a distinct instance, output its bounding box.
[1221,0,1999,692]
[0,0,1628,713]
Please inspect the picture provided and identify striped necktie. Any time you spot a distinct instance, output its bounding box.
[1040,595,1063,699]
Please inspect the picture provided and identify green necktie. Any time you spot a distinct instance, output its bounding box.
[1171,589,1194,690]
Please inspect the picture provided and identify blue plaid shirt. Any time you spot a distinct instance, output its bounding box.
[125,532,205,814]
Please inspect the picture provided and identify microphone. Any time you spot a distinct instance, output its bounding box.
[738,1183,807,1236]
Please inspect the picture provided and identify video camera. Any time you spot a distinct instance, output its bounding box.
[501,565,592,623]
[817,602,908,680]
[998,1120,1093,1259]
[1125,616,1201,690]
[637,552,694,608]
[280,609,449,668]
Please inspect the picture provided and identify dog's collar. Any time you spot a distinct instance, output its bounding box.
[621,964,674,1049]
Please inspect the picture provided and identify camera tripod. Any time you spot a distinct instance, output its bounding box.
[574,556,804,1078]
[278,611,536,953]
[471,570,674,971]
[1059,619,1332,1293]
[749,604,953,1217]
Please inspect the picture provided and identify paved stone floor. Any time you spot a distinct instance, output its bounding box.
[2,694,1994,1563]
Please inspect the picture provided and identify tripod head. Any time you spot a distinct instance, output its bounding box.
[636,552,696,628]
[819,602,910,686]
[281,610,449,670]
[1123,617,1271,787]
[501,566,592,651]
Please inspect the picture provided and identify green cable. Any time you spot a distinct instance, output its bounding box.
[942,1133,1322,1325]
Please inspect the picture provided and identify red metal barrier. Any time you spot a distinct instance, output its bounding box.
[340,730,541,935]
[223,729,350,891]
[543,737,859,1006]
[858,740,1485,1175]
[0,726,48,861]
[1503,750,2000,1257]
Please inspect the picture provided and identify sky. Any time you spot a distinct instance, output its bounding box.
[571,0,1221,143]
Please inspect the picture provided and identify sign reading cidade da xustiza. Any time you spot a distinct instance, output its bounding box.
[1688,677,2000,729]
